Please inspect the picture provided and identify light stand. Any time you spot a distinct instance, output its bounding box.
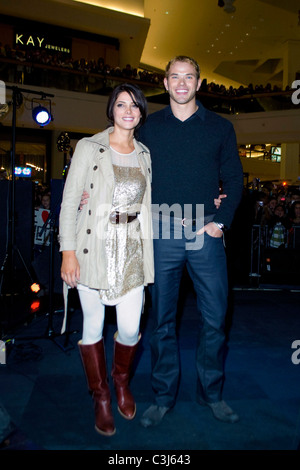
[0,85,76,352]
[0,86,53,320]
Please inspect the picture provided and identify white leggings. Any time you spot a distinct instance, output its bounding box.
[78,285,144,346]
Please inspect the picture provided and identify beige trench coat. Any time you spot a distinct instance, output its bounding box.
[59,126,154,294]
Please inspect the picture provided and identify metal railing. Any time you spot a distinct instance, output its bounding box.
[249,224,300,285]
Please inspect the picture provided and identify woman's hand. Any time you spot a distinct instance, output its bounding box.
[61,251,80,288]
[79,190,90,211]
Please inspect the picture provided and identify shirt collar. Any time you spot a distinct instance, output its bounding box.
[164,100,206,121]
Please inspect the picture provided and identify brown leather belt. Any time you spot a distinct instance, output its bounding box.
[110,212,139,224]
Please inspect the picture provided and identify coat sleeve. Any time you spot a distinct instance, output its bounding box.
[58,139,90,252]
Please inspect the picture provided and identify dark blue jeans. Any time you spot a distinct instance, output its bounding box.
[149,217,228,408]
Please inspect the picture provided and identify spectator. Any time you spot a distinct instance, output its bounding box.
[260,195,277,225]
[252,191,268,225]
[269,204,290,248]
[40,193,51,210]
[290,201,300,225]
[288,201,300,248]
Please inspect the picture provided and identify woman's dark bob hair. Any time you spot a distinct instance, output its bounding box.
[106,83,148,134]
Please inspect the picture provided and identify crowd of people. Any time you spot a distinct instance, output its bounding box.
[33,178,300,253]
[199,78,291,97]
[0,43,164,87]
[250,183,300,249]
[0,42,294,97]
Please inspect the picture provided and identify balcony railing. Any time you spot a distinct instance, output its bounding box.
[0,57,164,98]
[1,57,300,113]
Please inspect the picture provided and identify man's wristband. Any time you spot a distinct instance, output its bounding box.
[213,222,225,232]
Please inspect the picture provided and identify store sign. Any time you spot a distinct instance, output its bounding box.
[15,31,71,55]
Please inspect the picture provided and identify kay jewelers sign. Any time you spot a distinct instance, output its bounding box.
[15,31,72,55]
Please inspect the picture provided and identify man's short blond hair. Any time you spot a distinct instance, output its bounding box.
[165,56,200,80]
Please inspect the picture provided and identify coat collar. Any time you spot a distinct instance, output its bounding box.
[87,126,149,157]
[86,127,150,182]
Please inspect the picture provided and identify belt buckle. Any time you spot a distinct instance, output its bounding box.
[110,212,137,224]
[110,212,119,224]
[182,218,194,227]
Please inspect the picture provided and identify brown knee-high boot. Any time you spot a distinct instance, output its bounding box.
[111,334,140,420]
[78,339,116,436]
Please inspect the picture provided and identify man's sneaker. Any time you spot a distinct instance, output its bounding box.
[199,399,239,423]
[140,405,169,427]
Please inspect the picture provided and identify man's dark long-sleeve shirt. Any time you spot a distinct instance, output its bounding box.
[138,101,244,228]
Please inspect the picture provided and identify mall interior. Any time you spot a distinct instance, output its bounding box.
[0,0,300,453]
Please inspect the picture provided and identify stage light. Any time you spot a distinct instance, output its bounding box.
[31,97,53,127]
[32,105,52,126]
[31,282,41,293]
[31,300,41,312]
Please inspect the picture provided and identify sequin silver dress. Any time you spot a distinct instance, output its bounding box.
[99,147,146,304]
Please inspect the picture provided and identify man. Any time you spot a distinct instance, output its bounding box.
[137,56,244,427]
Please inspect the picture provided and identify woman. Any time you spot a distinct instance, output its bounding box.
[59,83,154,436]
